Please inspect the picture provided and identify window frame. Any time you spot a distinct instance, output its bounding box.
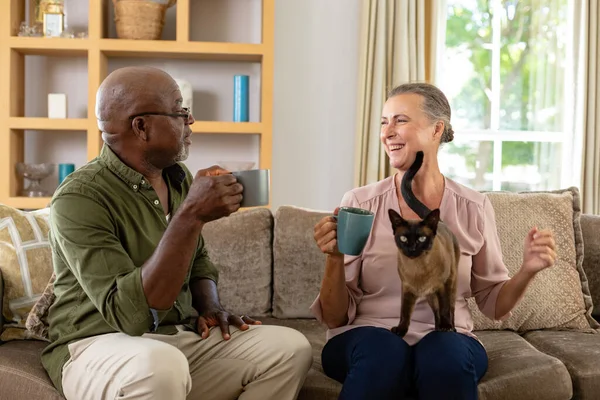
[437,0,577,191]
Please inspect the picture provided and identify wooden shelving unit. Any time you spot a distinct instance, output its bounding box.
[8,117,89,130]
[0,0,274,210]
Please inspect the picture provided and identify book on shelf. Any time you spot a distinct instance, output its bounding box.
[233,74,249,122]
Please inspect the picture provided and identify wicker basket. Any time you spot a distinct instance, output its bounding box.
[113,0,177,40]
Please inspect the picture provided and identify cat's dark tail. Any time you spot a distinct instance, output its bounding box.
[400,151,431,219]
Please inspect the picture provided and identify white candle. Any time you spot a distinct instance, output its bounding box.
[48,93,67,119]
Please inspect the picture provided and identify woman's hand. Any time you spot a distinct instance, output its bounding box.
[315,208,350,328]
[314,207,342,257]
[521,227,557,275]
[495,227,558,319]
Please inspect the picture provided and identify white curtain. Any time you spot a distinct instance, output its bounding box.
[354,0,445,187]
[572,0,600,214]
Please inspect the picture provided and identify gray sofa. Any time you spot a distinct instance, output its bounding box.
[0,191,599,400]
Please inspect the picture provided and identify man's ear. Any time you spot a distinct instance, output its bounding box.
[131,117,149,141]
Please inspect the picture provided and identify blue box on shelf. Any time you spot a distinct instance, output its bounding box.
[233,75,249,122]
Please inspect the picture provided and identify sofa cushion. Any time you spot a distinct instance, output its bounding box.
[476,331,573,400]
[469,188,599,332]
[523,330,600,400]
[0,270,4,332]
[0,340,63,400]
[580,214,600,318]
[260,315,574,400]
[202,208,273,317]
[272,206,329,318]
[259,317,343,399]
[0,204,54,341]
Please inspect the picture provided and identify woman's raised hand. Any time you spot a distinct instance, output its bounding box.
[314,207,342,257]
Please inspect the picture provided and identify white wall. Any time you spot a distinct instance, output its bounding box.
[24,0,361,211]
[272,0,360,211]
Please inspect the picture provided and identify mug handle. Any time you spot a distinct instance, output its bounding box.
[332,206,341,221]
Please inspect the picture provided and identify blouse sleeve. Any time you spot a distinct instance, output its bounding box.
[471,196,511,321]
[309,191,364,325]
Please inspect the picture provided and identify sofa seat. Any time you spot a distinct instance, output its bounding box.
[0,319,344,400]
[0,322,586,400]
[261,318,576,400]
[259,318,342,399]
[524,331,600,399]
[476,330,573,400]
[0,340,62,400]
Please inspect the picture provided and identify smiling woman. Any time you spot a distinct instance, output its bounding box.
[378,84,454,207]
[310,82,501,399]
[310,81,559,400]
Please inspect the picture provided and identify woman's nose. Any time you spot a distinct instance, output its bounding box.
[383,122,396,138]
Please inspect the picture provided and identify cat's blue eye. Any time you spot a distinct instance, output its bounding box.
[418,236,426,242]
[400,236,408,242]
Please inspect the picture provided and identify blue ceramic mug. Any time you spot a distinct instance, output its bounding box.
[335,206,375,256]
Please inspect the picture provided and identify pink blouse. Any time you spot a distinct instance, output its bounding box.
[309,175,511,345]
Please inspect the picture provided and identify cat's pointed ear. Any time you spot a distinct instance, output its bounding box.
[423,209,440,231]
[388,209,405,229]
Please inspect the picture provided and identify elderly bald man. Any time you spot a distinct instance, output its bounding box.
[41,66,312,400]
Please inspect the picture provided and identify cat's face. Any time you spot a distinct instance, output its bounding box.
[388,208,440,258]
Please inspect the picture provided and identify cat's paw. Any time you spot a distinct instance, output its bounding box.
[391,325,408,337]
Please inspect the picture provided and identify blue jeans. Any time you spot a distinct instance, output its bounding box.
[322,326,488,400]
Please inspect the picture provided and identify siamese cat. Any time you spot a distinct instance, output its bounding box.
[388,151,460,337]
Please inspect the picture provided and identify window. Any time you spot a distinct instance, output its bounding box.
[436,0,575,191]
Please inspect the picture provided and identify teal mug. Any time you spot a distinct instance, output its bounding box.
[334,206,375,256]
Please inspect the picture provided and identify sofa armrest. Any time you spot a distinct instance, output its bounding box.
[580,214,600,322]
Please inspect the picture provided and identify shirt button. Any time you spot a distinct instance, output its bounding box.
[154,200,160,206]
[141,180,145,185]
[132,184,138,190]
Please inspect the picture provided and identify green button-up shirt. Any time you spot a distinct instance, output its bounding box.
[41,144,218,394]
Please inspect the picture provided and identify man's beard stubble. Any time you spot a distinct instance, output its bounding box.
[175,141,190,162]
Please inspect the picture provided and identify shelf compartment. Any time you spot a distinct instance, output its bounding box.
[189,0,262,44]
[99,39,264,62]
[107,57,261,122]
[8,129,88,206]
[19,54,88,119]
[8,117,88,130]
[4,197,52,210]
[184,134,260,174]
[8,37,89,56]
[191,122,262,134]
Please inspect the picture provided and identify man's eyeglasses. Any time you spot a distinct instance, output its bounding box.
[129,107,192,123]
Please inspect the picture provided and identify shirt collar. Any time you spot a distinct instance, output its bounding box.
[100,144,186,189]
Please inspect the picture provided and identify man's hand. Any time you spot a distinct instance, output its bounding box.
[183,165,243,222]
[196,306,262,340]
[198,165,231,177]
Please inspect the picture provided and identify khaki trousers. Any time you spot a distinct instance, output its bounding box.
[61,325,312,400]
